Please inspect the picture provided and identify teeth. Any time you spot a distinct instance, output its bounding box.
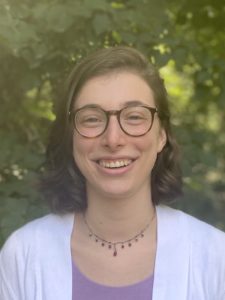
[99,159,132,169]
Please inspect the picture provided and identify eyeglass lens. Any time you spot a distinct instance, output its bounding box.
[74,106,154,137]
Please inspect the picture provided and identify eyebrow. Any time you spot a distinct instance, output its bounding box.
[123,100,147,107]
[75,100,147,111]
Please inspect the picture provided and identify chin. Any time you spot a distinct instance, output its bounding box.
[94,183,138,200]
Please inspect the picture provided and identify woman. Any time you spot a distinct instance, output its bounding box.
[1,47,225,299]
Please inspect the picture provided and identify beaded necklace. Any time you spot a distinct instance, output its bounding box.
[84,214,155,257]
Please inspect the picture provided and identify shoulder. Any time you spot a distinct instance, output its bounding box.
[157,205,225,269]
[157,204,225,241]
[0,213,74,263]
[156,205,225,297]
[0,214,74,299]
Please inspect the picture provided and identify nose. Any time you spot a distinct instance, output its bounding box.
[101,115,126,150]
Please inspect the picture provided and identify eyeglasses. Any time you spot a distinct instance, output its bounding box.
[69,104,158,138]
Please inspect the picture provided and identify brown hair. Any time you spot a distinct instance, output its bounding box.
[40,46,182,213]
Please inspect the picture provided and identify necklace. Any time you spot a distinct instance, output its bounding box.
[83,214,155,257]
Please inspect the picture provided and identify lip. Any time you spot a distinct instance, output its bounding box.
[94,157,137,175]
[94,155,136,160]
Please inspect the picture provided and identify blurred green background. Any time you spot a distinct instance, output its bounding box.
[0,0,225,247]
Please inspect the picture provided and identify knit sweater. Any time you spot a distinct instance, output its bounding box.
[1,206,225,299]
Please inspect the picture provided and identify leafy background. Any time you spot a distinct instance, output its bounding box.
[0,0,225,247]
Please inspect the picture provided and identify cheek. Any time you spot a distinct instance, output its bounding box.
[137,135,161,167]
[137,134,158,152]
[72,135,84,164]
[72,135,94,166]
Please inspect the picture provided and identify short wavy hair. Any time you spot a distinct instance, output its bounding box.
[40,46,182,213]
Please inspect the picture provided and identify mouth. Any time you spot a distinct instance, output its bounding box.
[97,159,133,169]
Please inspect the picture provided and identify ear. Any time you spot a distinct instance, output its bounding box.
[157,127,167,153]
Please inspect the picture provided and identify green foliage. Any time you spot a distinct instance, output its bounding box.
[1,0,225,246]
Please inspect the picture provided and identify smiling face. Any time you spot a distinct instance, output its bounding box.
[72,72,166,201]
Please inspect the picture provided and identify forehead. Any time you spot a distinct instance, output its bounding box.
[74,72,155,109]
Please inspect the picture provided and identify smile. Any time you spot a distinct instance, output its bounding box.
[98,159,133,169]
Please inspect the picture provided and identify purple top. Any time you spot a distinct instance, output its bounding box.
[72,260,154,300]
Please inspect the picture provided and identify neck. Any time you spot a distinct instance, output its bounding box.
[84,185,155,242]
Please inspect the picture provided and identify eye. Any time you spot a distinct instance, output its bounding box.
[121,106,151,125]
[82,116,101,123]
[76,108,106,128]
[79,115,104,127]
[123,112,148,125]
[127,114,146,120]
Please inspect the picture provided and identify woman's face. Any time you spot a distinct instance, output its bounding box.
[72,72,166,200]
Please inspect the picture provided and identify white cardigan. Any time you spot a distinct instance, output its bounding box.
[0,205,225,300]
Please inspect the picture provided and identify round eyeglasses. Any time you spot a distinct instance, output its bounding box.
[69,104,158,138]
